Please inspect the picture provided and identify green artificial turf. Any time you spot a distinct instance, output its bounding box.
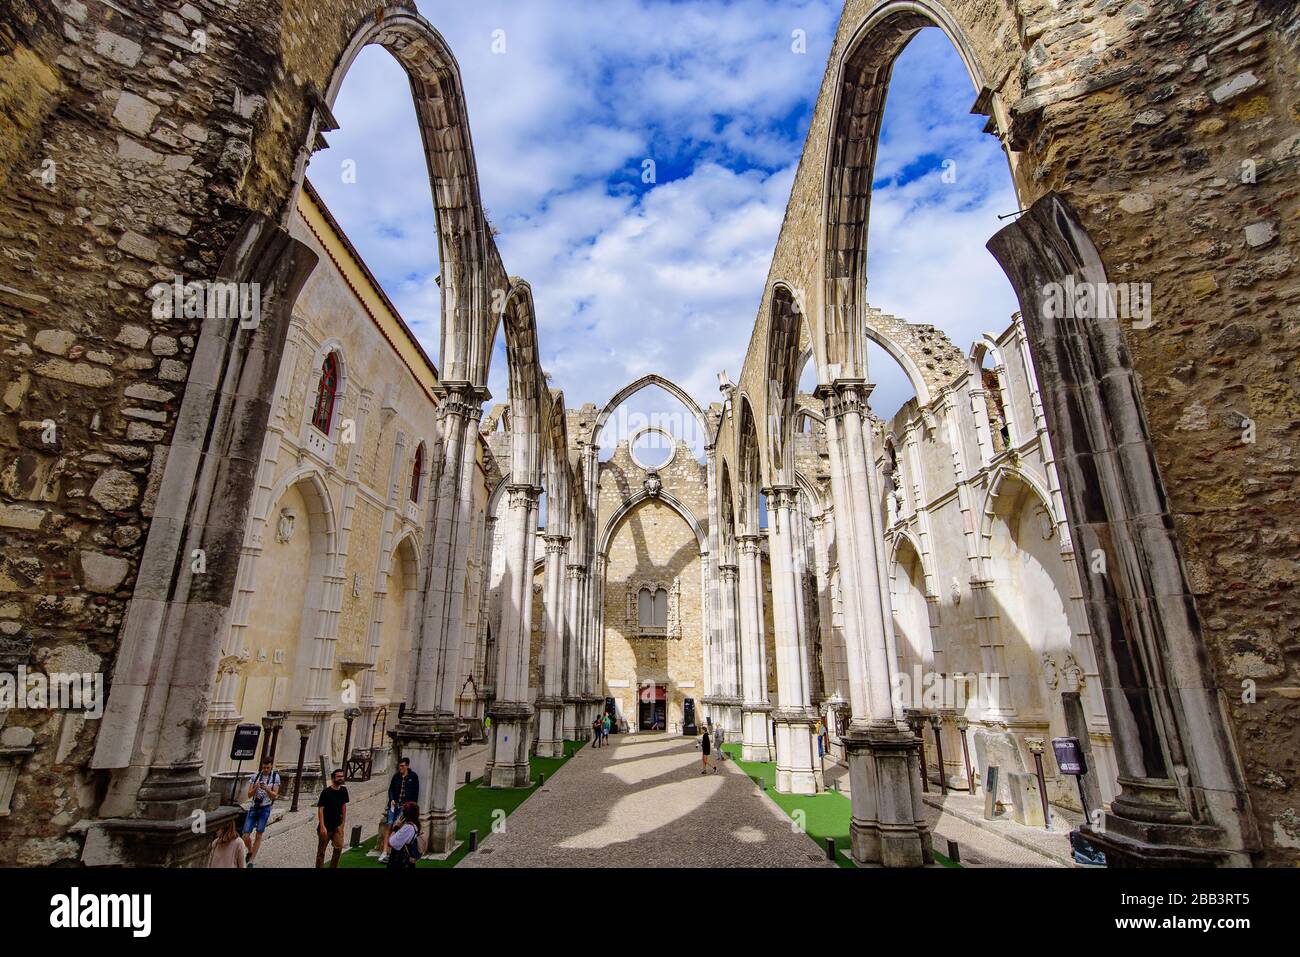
[340,739,583,869]
[722,743,960,869]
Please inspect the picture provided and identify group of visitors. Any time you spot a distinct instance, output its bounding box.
[207,754,422,870]
[591,711,612,747]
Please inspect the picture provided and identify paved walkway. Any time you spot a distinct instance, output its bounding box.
[459,732,834,868]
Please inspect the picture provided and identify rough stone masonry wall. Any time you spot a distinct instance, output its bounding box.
[720,0,1299,864]
[0,0,425,865]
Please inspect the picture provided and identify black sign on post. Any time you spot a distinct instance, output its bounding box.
[229,723,263,804]
[231,723,262,761]
[1051,736,1087,776]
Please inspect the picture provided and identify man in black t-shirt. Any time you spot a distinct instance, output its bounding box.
[315,768,349,868]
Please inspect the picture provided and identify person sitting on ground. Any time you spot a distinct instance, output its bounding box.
[386,801,422,869]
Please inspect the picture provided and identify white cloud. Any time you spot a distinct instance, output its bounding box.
[308,6,1019,434]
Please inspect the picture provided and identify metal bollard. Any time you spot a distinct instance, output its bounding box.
[468,829,478,852]
[464,770,471,785]
[349,825,362,849]
[946,838,961,863]
[539,772,545,787]
[826,837,835,861]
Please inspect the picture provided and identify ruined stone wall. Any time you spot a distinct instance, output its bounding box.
[597,442,708,728]
[0,0,474,865]
[719,0,1300,865]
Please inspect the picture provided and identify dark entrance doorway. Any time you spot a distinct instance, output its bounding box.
[638,682,666,731]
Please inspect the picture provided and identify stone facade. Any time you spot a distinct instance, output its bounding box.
[597,441,708,732]
[0,0,1294,868]
[711,0,1299,866]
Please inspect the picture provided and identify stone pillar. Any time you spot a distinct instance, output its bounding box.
[484,483,540,787]
[764,485,822,794]
[819,379,929,867]
[84,215,316,867]
[736,534,773,761]
[718,562,744,734]
[391,383,486,853]
[535,534,569,757]
[563,561,584,740]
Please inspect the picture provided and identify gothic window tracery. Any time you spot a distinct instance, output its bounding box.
[626,577,681,638]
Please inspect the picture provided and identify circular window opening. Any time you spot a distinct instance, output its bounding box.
[630,427,675,470]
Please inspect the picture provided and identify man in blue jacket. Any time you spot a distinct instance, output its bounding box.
[378,757,420,863]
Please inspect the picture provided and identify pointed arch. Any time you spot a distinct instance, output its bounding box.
[976,465,1064,580]
[598,488,708,561]
[820,1,1006,382]
[765,283,803,487]
[593,373,711,452]
[302,7,499,387]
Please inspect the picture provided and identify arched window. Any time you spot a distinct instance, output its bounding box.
[312,353,339,434]
[409,443,424,503]
[637,586,668,631]
[981,361,1010,454]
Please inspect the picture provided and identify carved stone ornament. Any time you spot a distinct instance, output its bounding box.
[216,650,250,677]
[276,507,297,544]
[644,470,662,499]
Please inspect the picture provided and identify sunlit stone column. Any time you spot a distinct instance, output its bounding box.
[563,561,584,740]
[764,485,822,794]
[736,533,773,761]
[718,562,743,735]
[536,533,570,757]
[393,382,487,853]
[819,379,929,867]
[484,483,541,787]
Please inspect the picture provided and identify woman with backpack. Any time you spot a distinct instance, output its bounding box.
[385,801,422,869]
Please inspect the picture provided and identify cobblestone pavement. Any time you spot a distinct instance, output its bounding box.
[250,744,490,869]
[459,732,834,868]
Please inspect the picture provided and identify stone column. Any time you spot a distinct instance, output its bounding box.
[819,379,929,867]
[536,534,570,757]
[85,215,316,867]
[718,562,744,734]
[391,382,487,853]
[484,483,540,787]
[587,558,603,728]
[764,486,822,794]
[563,561,584,740]
[736,533,773,761]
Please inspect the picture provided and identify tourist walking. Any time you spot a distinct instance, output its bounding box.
[592,716,602,747]
[207,818,246,868]
[378,757,419,864]
[241,757,280,867]
[315,768,350,868]
[700,727,714,774]
[385,801,422,869]
[602,712,611,745]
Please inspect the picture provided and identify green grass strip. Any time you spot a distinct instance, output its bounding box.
[340,738,584,869]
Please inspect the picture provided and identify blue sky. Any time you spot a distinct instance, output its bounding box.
[308,1,1020,446]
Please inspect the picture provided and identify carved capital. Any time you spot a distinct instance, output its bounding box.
[762,484,799,512]
[543,534,571,555]
[815,378,874,421]
[506,482,542,510]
